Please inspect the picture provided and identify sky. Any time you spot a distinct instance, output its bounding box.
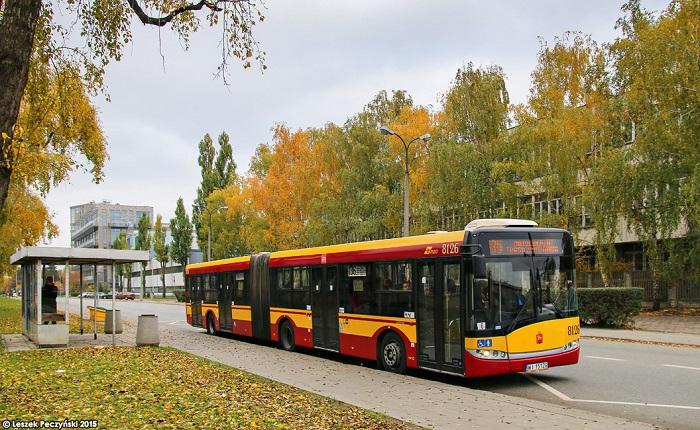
[44,0,669,246]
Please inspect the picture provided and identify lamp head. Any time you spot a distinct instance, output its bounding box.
[420,133,431,142]
[379,125,395,136]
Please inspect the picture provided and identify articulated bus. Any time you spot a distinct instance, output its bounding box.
[184,218,580,378]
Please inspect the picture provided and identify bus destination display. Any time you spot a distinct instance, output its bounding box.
[488,238,563,255]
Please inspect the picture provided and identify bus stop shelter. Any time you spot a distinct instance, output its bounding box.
[10,247,149,347]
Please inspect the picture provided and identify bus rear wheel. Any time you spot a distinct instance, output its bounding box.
[279,320,296,352]
[206,313,217,335]
[379,332,406,373]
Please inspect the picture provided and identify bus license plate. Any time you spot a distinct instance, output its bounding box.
[525,362,549,372]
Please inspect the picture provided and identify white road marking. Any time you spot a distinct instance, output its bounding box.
[663,364,700,371]
[574,399,700,410]
[522,374,571,401]
[524,374,700,411]
[584,355,625,361]
[168,320,186,325]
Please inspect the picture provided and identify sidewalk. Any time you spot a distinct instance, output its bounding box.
[157,326,654,430]
[582,313,700,347]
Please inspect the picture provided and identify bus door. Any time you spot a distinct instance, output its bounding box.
[312,266,339,351]
[218,272,232,331]
[417,259,464,373]
[191,275,202,327]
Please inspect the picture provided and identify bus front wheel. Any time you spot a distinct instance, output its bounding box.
[279,320,296,352]
[379,332,406,373]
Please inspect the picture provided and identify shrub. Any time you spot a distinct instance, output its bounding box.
[578,287,643,328]
[173,290,185,302]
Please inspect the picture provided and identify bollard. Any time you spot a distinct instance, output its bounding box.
[104,309,123,334]
[136,314,160,346]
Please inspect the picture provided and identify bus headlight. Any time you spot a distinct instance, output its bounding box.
[469,349,509,360]
[563,340,579,351]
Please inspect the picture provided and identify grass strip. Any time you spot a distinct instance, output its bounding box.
[0,346,418,430]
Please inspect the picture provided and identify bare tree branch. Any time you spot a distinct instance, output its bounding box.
[125,0,248,27]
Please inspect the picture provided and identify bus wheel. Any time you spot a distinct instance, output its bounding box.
[379,332,406,373]
[279,320,296,352]
[206,314,216,335]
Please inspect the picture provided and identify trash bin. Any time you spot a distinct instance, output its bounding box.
[136,314,159,346]
[104,309,123,334]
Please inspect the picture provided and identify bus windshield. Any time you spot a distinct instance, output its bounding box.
[470,255,577,332]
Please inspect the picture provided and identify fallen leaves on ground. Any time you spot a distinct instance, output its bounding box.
[0,347,419,429]
[638,308,700,317]
[68,314,103,334]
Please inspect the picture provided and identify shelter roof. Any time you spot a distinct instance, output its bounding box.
[10,247,150,265]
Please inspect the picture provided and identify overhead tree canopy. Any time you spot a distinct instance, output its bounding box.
[0,0,267,258]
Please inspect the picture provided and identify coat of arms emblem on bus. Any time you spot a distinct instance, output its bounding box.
[536,332,543,344]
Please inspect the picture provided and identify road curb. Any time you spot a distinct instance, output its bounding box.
[135,300,184,306]
[582,335,700,349]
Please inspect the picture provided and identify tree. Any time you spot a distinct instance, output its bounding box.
[0,0,266,214]
[135,213,152,298]
[112,231,129,292]
[507,33,609,260]
[170,197,193,281]
[426,63,511,230]
[595,0,700,309]
[0,14,107,269]
[153,214,169,298]
[334,90,413,241]
[0,183,57,276]
[246,125,315,250]
[384,105,435,235]
[192,132,238,258]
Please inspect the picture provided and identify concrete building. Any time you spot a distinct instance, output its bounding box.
[129,224,202,296]
[70,201,153,289]
[70,200,153,249]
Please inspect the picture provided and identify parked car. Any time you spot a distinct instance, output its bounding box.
[116,291,136,300]
[80,292,105,299]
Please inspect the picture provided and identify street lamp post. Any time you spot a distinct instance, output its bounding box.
[195,204,228,261]
[380,125,431,237]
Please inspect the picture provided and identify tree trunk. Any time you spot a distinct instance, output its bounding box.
[161,263,166,298]
[651,276,660,311]
[141,262,146,300]
[0,0,43,211]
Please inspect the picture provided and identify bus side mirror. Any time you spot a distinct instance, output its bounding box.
[471,255,486,279]
[460,244,481,256]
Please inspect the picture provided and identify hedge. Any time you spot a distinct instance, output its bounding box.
[173,290,185,302]
[577,287,643,328]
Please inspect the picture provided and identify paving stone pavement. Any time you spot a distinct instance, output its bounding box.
[151,325,654,430]
[1,334,37,352]
[633,314,700,335]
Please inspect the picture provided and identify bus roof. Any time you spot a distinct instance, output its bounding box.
[186,255,250,275]
[269,230,466,261]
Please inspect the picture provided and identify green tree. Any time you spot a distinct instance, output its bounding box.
[192,132,238,258]
[153,215,169,298]
[426,63,511,229]
[335,90,413,241]
[170,197,194,281]
[0,0,266,214]
[595,0,700,309]
[112,231,129,292]
[506,33,609,254]
[135,213,152,298]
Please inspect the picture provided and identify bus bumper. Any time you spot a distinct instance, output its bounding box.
[464,347,580,378]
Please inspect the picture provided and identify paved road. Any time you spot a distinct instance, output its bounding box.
[70,299,699,429]
[455,340,700,430]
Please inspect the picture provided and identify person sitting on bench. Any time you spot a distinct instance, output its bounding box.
[42,276,58,324]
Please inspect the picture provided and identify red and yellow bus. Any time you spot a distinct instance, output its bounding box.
[185,218,580,378]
